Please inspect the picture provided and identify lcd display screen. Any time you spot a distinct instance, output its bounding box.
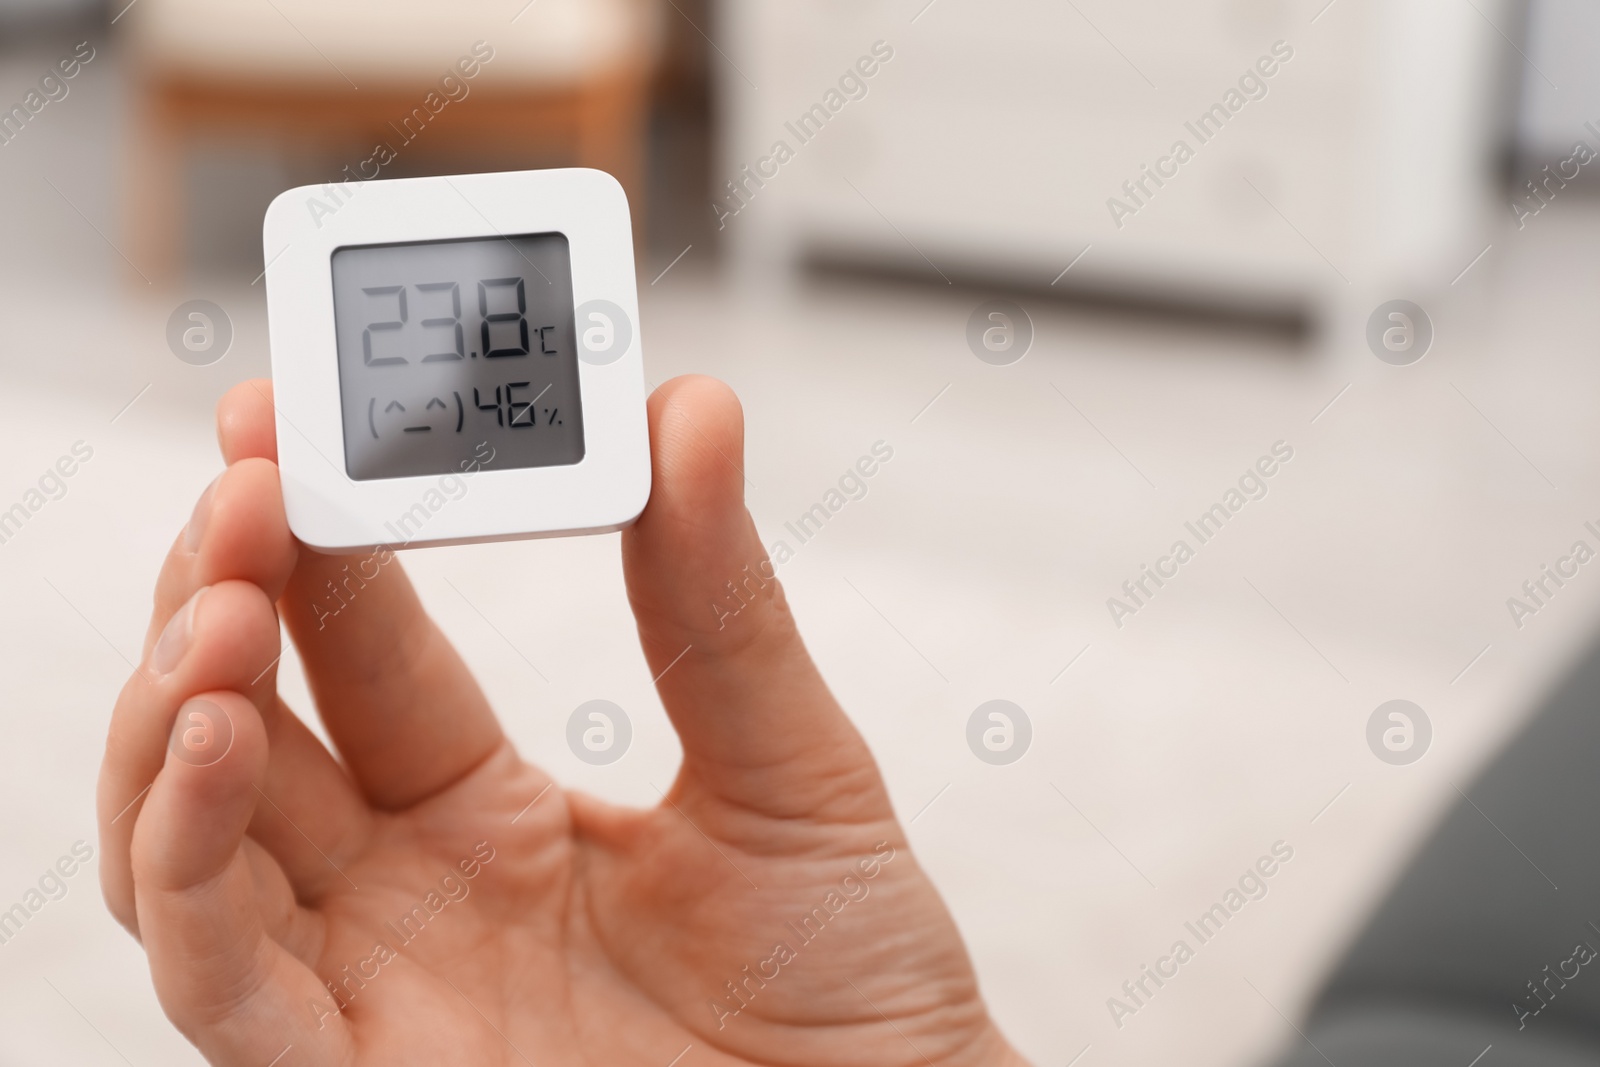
[331,232,584,480]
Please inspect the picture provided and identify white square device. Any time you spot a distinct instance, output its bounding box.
[262,168,650,553]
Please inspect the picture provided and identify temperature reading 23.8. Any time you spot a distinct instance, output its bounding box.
[359,277,561,366]
[331,232,585,481]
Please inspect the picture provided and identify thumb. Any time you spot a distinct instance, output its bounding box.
[622,376,892,824]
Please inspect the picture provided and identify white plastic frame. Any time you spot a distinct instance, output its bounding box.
[263,169,650,553]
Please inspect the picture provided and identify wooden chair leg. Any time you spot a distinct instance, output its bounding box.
[577,71,650,251]
[125,84,183,287]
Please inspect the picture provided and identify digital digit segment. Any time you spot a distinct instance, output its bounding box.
[331,232,584,480]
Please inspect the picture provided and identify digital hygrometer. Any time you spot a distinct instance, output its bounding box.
[262,169,650,552]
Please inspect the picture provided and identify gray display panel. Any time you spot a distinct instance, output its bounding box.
[331,232,584,481]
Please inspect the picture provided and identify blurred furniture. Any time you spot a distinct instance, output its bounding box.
[122,0,662,280]
[1270,621,1600,1065]
[1514,0,1600,172]
[0,0,98,20]
[717,0,1507,327]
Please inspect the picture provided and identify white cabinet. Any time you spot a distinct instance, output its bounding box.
[716,0,1504,322]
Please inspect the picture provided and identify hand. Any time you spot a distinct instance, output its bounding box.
[97,374,1028,1067]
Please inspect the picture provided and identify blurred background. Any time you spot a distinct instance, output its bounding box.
[4,0,1600,1063]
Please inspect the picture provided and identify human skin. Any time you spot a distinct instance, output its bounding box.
[97,374,1031,1066]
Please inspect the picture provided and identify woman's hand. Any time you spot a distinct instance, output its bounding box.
[97,374,1028,1066]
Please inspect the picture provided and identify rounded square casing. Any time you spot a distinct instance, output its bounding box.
[263,169,651,553]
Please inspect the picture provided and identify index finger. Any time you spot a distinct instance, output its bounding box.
[217,380,512,811]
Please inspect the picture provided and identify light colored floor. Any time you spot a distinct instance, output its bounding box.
[6,33,1600,1067]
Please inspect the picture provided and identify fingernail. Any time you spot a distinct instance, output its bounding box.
[183,477,218,553]
[152,587,207,675]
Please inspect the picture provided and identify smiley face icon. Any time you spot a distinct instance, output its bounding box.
[368,392,464,439]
